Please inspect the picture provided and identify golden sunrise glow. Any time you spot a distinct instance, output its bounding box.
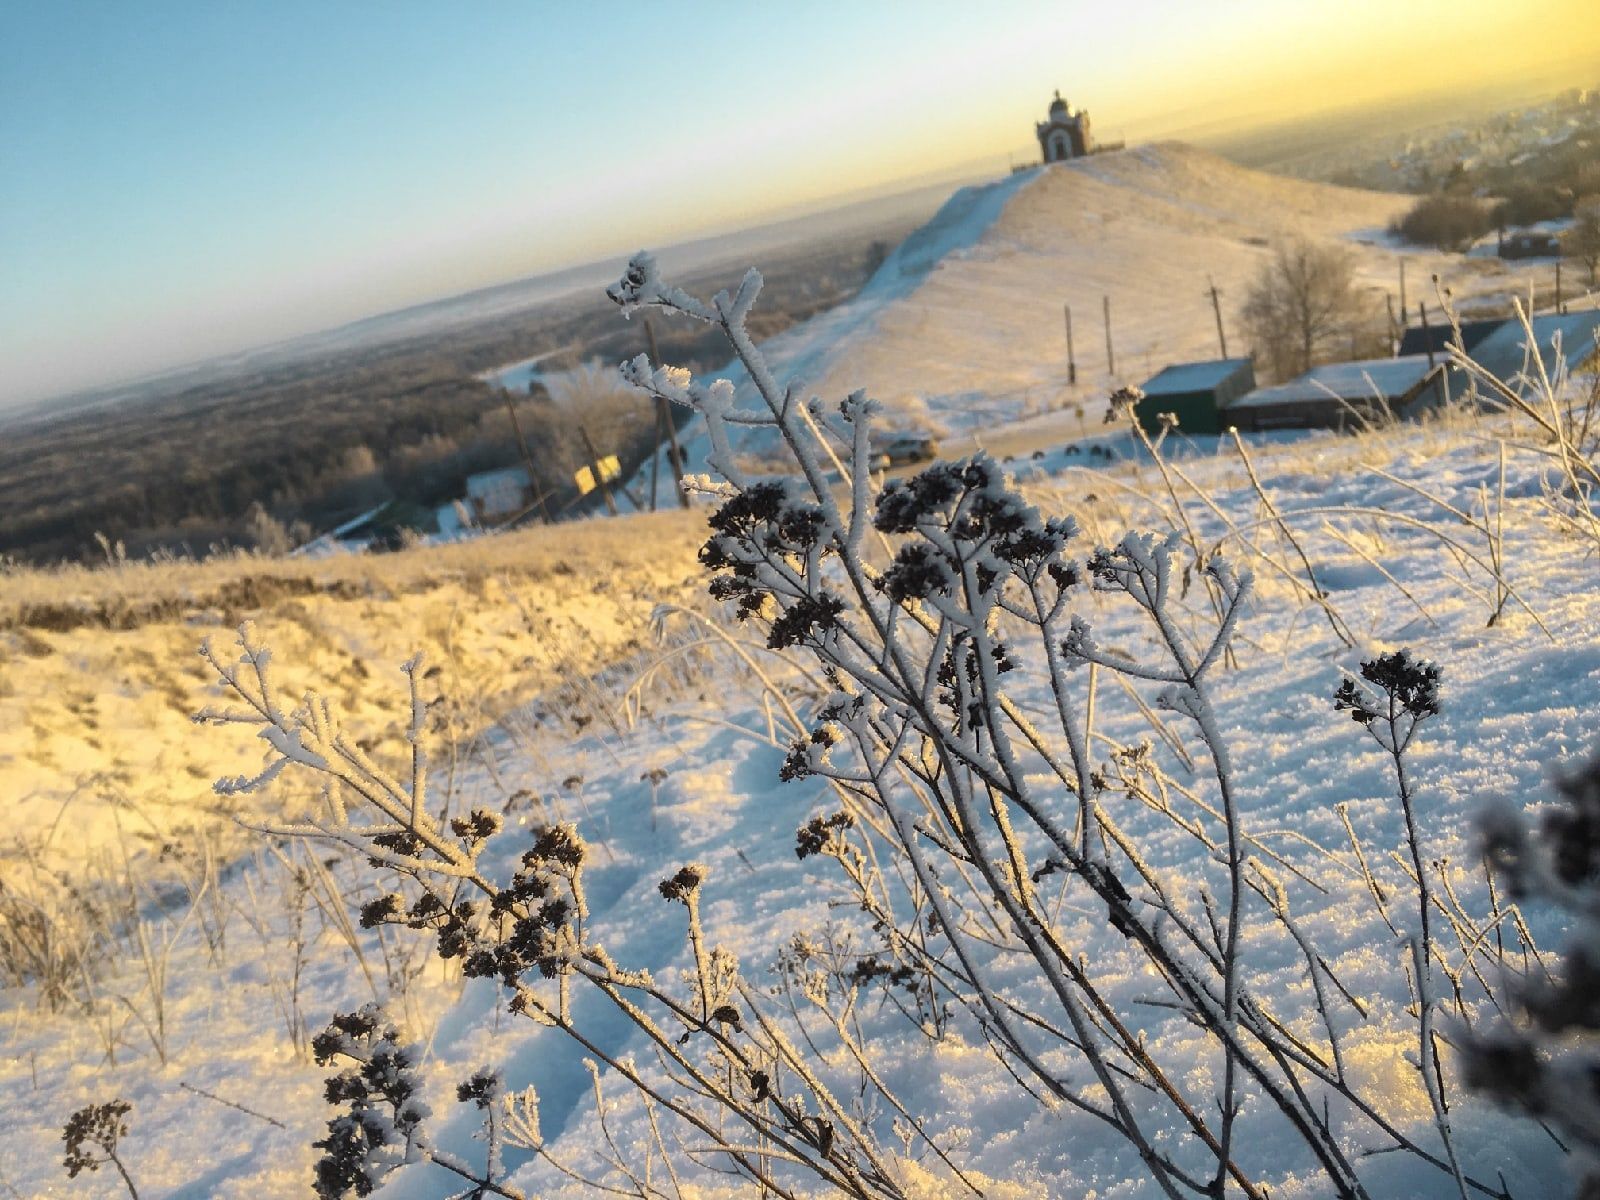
[595,0,1599,264]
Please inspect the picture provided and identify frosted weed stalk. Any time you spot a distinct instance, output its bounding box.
[196,255,1557,1199]
[1442,298,1600,551]
[198,624,927,1198]
[604,252,1548,1198]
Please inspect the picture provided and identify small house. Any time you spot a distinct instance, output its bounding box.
[1132,358,1256,435]
[465,465,536,522]
[1225,356,1446,431]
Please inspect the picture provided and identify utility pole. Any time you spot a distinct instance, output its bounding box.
[502,387,550,523]
[579,423,618,517]
[644,317,690,509]
[1207,276,1229,358]
[1103,294,1116,378]
[1063,303,1077,385]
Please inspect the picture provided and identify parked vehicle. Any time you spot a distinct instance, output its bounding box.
[873,430,941,467]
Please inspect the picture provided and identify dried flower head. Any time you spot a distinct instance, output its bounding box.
[658,864,706,904]
[62,1100,132,1182]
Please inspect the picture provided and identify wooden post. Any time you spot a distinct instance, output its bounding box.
[579,423,618,516]
[1418,301,1435,369]
[1103,294,1116,378]
[1399,258,1407,323]
[1063,303,1077,385]
[644,317,690,509]
[647,399,663,513]
[1208,276,1228,358]
[1385,294,1399,355]
[502,387,551,523]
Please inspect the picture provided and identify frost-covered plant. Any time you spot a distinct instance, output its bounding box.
[198,255,1548,1200]
[199,626,923,1198]
[603,251,1534,1198]
[311,1003,519,1199]
[1333,652,1469,1193]
[62,1099,140,1199]
[1466,749,1600,1195]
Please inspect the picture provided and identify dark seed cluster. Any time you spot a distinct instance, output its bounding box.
[1334,650,1442,726]
[312,1005,426,1199]
[1541,752,1600,889]
[875,456,1078,589]
[848,954,919,992]
[702,481,833,624]
[766,592,846,651]
[659,864,706,904]
[455,1069,502,1111]
[795,811,855,860]
[359,822,588,987]
[61,1100,132,1182]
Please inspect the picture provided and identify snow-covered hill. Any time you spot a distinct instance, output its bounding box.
[630,143,1556,505]
[6,402,1594,1198]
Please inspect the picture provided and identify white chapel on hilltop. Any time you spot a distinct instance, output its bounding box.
[1036,91,1093,162]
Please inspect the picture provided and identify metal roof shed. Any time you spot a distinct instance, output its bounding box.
[1133,358,1256,435]
[1465,312,1600,399]
[1225,356,1446,432]
[1397,319,1505,360]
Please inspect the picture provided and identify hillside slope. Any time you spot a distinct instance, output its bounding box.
[3,145,1598,1199]
[801,143,1533,424]
[626,142,1551,493]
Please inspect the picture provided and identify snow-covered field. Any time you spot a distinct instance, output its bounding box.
[476,347,572,393]
[2,149,1594,1199]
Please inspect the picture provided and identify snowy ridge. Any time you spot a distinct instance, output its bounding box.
[630,143,1538,508]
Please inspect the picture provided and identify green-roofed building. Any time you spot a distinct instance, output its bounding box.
[1133,358,1256,435]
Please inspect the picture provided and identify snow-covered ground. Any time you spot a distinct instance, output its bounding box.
[477,346,573,393]
[3,397,1594,1197]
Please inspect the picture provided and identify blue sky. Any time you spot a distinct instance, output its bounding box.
[2,1,1594,404]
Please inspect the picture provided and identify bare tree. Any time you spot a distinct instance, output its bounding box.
[543,358,653,449]
[1564,195,1600,287]
[1240,238,1367,382]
